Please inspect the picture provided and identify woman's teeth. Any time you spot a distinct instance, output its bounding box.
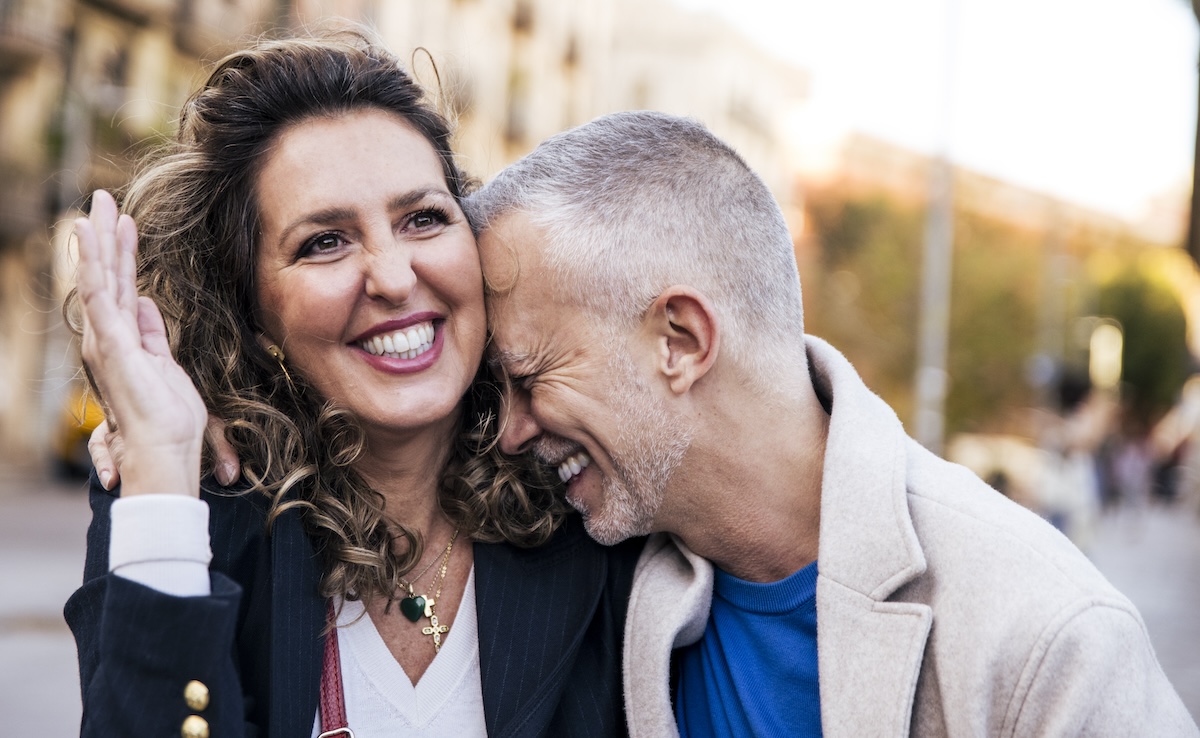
[360,323,435,359]
[558,452,591,483]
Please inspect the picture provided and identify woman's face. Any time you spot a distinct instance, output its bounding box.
[254,108,485,443]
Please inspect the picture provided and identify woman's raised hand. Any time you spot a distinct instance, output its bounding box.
[75,190,207,496]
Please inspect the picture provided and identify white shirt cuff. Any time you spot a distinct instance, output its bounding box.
[109,495,213,597]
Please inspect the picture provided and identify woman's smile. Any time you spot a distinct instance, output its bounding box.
[352,316,444,373]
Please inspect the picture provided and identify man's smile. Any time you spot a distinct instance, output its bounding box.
[557,451,592,483]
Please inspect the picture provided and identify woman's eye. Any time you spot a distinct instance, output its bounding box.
[410,208,449,231]
[300,232,343,256]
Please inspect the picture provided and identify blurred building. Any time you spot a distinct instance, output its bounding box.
[801,132,1200,354]
[0,0,808,464]
[371,0,807,193]
[0,0,291,462]
[802,132,1170,244]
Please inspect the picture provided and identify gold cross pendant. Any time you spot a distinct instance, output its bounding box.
[420,597,450,652]
[422,613,449,651]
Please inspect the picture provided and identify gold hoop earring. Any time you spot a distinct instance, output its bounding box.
[265,344,292,383]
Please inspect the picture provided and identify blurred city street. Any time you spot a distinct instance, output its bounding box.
[1,461,1198,732]
[1088,500,1200,719]
[1,463,90,736]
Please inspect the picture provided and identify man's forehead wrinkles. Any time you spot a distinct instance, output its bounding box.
[490,347,535,370]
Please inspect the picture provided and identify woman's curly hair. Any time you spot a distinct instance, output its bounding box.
[65,27,567,604]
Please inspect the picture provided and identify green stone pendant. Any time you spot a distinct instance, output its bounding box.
[400,595,426,623]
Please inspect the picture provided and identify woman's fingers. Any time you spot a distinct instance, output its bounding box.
[136,296,171,358]
[76,191,137,360]
[75,218,120,357]
[74,216,96,337]
[206,416,242,486]
[89,191,120,298]
[77,247,131,365]
[115,213,138,317]
[87,420,123,490]
[74,190,207,498]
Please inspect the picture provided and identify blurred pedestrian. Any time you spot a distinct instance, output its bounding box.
[1036,369,1107,551]
[1113,431,1155,511]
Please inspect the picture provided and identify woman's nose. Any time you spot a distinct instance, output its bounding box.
[362,234,417,304]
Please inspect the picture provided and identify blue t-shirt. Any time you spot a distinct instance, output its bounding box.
[675,560,821,737]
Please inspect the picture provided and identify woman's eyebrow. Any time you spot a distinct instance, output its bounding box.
[388,188,454,211]
[277,206,355,244]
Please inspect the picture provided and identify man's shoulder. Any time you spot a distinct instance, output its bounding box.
[898,440,1136,660]
[897,444,1196,735]
[903,441,1120,604]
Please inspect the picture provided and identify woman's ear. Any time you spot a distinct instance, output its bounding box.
[643,286,719,395]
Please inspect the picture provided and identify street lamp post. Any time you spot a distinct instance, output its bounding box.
[914,157,954,455]
[913,0,960,455]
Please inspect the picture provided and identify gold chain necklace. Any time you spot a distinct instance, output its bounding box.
[399,535,448,592]
[398,527,459,652]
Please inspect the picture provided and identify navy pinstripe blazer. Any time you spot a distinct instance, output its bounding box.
[65,474,643,737]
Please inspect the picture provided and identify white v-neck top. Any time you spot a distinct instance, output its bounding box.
[313,566,487,737]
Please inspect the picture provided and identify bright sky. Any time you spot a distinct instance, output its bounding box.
[673,0,1199,222]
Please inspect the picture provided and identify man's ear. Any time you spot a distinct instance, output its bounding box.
[643,286,719,395]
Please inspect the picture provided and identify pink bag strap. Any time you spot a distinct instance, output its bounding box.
[317,601,353,738]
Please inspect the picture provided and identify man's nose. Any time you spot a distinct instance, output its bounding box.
[499,391,541,455]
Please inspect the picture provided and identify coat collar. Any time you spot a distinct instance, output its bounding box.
[473,515,609,738]
[807,336,932,737]
[623,533,712,738]
[809,335,927,599]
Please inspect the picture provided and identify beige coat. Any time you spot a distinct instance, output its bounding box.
[623,336,1197,737]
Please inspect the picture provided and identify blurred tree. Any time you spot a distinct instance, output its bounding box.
[1097,268,1190,429]
[945,210,1043,434]
[806,187,1061,438]
[805,190,922,421]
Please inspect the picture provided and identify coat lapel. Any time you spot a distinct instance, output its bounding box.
[266,507,325,738]
[817,580,932,737]
[807,337,933,738]
[474,517,608,738]
[624,533,713,738]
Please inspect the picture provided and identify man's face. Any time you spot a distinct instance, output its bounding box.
[479,212,691,544]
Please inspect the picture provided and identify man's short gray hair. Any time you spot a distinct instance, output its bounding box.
[465,110,807,391]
